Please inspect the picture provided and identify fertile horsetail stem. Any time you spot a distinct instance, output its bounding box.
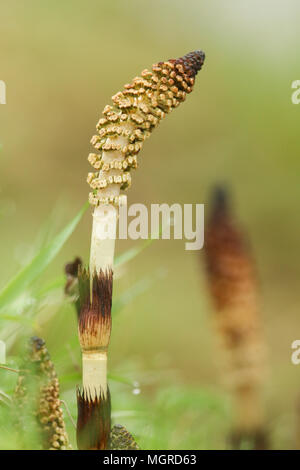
[204,187,267,449]
[76,267,112,449]
[78,50,205,450]
[88,50,205,274]
[14,337,71,450]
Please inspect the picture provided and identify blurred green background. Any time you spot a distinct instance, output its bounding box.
[0,0,300,449]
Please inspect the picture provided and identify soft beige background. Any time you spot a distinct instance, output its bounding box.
[0,0,300,447]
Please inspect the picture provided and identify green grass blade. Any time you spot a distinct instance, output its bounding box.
[115,238,154,267]
[0,314,35,326]
[0,202,88,309]
[112,277,153,316]
[35,276,65,298]
[108,372,137,387]
[115,224,163,268]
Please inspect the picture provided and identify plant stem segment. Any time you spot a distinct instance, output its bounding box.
[76,268,112,449]
[77,387,111,450]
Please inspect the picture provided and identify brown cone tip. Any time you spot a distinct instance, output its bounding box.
[172,50,205,77]
[210,185,229,219]
[77,387,111,450]
[30,336,46,353]
[206,186,247,263]
[27,336,52,367]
